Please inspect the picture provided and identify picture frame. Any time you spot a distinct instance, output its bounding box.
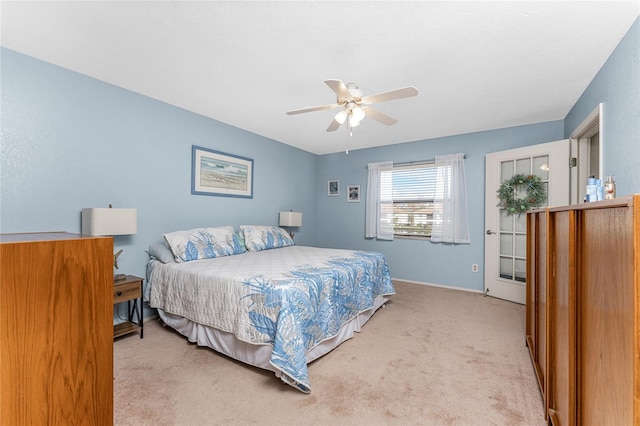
[347,185,361,202]
[328,180,340,196]
[191,145,254,198]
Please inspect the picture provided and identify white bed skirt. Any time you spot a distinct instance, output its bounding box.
[157,294,389,376]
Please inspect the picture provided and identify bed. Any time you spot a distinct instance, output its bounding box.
[145,225,395,393]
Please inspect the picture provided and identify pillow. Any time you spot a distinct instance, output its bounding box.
[234,232,246,251]
[240,225,294,252]
[163,226,246,262]
[147,242,175,264]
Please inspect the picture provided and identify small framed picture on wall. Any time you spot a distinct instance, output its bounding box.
[328,180,340,196]
[347,185,360,202]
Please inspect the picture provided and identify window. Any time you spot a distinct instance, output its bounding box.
[381,163,437,238]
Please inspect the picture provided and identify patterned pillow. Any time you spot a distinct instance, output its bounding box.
[163,226,246,262]
[240,225,294,252]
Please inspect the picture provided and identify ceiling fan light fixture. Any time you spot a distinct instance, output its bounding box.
[335,110,348,125]
[287,79,417,134]
[351,106,365,123]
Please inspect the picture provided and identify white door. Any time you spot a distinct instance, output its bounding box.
[484,140,570,304]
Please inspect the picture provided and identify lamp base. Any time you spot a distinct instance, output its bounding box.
[114,273,127,281]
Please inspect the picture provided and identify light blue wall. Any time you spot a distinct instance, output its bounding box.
[564,17,640,196]
[316,122,563,292]
[0,48,318,318]
[2,16,637,302]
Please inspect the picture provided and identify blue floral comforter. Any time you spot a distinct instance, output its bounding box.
[147,245,394,392]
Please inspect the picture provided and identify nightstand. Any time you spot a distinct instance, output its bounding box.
[113,275,144,339]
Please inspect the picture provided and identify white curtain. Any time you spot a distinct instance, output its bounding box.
[365,161,394,240]
[431,153,470,244]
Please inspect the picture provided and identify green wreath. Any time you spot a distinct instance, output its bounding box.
[497,174,547,215]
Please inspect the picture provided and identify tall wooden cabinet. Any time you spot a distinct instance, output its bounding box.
[526,195,640,425]
[0,232,114,425]
[525,208,548,409]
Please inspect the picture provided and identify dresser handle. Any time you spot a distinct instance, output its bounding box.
[116,291,122,296]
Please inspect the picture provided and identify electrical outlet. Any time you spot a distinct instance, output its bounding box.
[472,263,479,273]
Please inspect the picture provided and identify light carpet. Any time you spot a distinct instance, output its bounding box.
[114,281,545,425]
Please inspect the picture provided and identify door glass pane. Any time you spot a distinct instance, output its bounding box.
[500,256,513,280]
[515,259,526,282]
[533,155,549,180]
[516,158,531,175]
[501,161,514,182]
[500,209,513,232]
[515,183,527,201]
[500,233,513,256]
[515,234,526,257]
[515,214,527,233]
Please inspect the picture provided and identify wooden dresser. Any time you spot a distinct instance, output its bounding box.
[0,232,113,425]
[526,207,548,402]
[526,195,640,425]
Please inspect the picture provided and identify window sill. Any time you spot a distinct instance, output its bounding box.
[393,235,431,241]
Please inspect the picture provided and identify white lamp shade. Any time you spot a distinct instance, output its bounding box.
[335,110,348,125]
[279,211,302,227]
[82,208,137,236]
[351,106,365,122]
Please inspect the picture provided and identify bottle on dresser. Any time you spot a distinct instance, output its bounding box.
[604,175,616,199]
[585,177,598,202]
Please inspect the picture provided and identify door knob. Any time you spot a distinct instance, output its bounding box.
[486,230,496,235]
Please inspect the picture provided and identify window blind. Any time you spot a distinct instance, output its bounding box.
[384,164,437,237]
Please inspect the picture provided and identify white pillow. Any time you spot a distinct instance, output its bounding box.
[163,226,245,262]
[240,225,294,252]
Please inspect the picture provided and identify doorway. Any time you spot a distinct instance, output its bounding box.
[570,103,603,204]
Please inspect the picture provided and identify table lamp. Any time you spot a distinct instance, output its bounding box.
[82,205,137,281]
[279,211,302,238]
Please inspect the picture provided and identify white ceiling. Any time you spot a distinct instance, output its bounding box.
[2,1,638,155]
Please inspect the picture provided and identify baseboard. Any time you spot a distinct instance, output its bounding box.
[143,314,159,323]
[392,278,483,294]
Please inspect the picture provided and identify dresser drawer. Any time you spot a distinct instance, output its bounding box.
[113,281,141,304]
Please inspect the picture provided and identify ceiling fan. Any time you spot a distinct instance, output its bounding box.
[286,79,418,132]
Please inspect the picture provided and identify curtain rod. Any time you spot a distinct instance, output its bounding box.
[393,154,467,168]
[365,154,467,168]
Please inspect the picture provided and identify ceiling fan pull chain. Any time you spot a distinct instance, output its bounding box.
[346,130,350,154]
[346,118,352,154]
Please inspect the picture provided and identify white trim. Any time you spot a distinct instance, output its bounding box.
[570,103,604,204]
[569,103,602,139]
[570,137,579,204]
[392,278,483,294]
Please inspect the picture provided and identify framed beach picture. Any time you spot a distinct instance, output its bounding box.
[191,145,254,198]
[328,180,340,196]
[347,185,360,202]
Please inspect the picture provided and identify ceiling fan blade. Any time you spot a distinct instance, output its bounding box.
[286,104,339,115]
[324,79,350,101]
[363,106,398,126]
[361,86,419,105]
[326,118,343,132]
